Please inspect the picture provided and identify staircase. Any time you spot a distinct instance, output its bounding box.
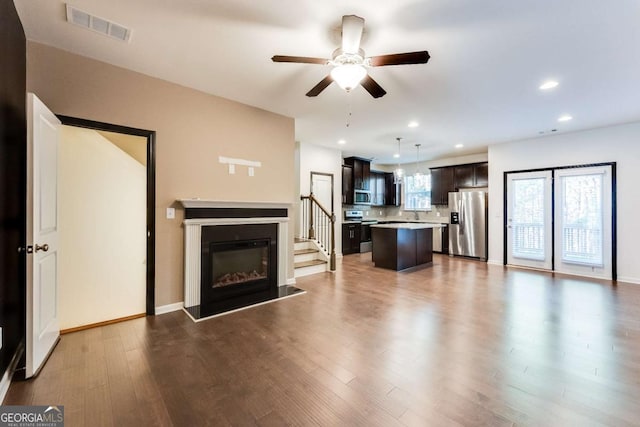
[295,194,336,278]
[294,238,329,277]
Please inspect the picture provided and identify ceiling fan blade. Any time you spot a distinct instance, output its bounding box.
[271,55,329,65]
[341,15,365,54]
[368,51,431,67]
[360,75,387,98]
[306,75,334,97]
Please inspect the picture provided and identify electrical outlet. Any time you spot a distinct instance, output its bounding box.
[166,207,175,219]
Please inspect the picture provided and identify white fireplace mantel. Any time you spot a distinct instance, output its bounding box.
[180,200,291,309]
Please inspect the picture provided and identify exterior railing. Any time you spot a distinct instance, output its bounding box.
[300,194,336,271]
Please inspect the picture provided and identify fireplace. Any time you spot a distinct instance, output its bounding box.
[180,200,305,321]
[200,223,278,310]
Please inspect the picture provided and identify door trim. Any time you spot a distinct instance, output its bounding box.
[57,115,156,315]
[310,171,334,212]
[503,162,616,280]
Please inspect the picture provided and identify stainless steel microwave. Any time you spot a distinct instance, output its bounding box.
[354,190,371,205]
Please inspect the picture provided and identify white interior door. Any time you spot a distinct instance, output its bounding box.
[26,93,61,378]
[506,170,553,270]
[311,173,333,240]
[311,173,333,212]
[554,166,612,279]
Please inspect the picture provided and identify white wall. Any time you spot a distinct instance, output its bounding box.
[59,126,146,329]
[297,143,344,255]
[488,121,640,284]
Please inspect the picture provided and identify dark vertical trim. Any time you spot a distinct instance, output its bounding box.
[550,170,555,271]
[56,116,156,315]
[611,162,617,280]
[502,171,508,265]
[146,132,156,314]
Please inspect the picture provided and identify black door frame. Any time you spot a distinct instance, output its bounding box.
[503,161,617,280]
[57,115,156,315]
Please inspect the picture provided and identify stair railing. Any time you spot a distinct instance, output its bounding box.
[300,193,336,271]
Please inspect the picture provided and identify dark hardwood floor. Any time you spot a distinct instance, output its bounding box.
[6,254,640,426]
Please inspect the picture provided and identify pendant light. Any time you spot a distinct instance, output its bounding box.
[413,143,423,186]
[393,137,404,184]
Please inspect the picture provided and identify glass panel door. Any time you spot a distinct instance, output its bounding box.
[506,171,552,269]
[554,166,612,279]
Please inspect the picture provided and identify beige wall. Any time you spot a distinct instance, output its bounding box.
[59,126,146,328]
[27,42,296,307]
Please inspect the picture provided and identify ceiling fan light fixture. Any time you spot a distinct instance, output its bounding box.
[331,64,367,92]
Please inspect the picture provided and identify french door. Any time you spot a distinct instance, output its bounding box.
[506,164,614,280]
[554,166,612,279]
[506,171,553,269]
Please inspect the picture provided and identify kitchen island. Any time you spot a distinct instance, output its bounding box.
[371,223,444,271]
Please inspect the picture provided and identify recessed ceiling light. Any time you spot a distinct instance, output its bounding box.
[408,121,419,128]
[393,153,400,158]
[557,115,573,122]
[455,144,464,149]
[337,139,346,145]
[539,80,559,90]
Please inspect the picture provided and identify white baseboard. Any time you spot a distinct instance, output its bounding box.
[616,276,640,285]
[286,277,296,285]
[155,302,184,315]
[487,259,503,266]
[0,342,23,404]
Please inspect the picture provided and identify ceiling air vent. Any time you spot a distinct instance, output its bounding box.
[65,4,132,42]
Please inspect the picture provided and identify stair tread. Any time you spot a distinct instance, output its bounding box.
[294,248,319,255]
[294,259,327,268]
[294,238,309,243]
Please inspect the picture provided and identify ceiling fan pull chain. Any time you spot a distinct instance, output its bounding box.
[346,92,353,128]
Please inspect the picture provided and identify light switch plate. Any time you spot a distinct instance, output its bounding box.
[166,207,175,219]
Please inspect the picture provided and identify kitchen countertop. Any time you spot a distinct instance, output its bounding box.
[371,223,445,229]
[382,217,449,224]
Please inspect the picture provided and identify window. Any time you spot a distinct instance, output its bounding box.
[404,173,431,210]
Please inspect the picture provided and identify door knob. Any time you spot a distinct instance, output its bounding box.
[35,243,49,252]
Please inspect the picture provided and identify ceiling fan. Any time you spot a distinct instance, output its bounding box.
[272,15,430,98]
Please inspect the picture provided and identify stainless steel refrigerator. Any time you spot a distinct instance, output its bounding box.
[448,191,487,260]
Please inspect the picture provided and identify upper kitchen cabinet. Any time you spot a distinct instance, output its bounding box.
[474,162,489,187]
[342,164,354,205]
[370,171,386,206]
[455,162,488,189]
[430,167,455,205]
[344,157,370,190]
[430,162,488,205]
[384,173,401,206]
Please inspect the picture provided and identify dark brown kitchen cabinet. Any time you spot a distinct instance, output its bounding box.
[370,171,385,206]
[342,223,361,254]
[344,157,370,190]
[430,162,488,205]
[384,173,401,206]
[454,164,475,189]
[455,162,488,189]
[342,165,354,205]
[474,162,488,187]
[430,167,455,205]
